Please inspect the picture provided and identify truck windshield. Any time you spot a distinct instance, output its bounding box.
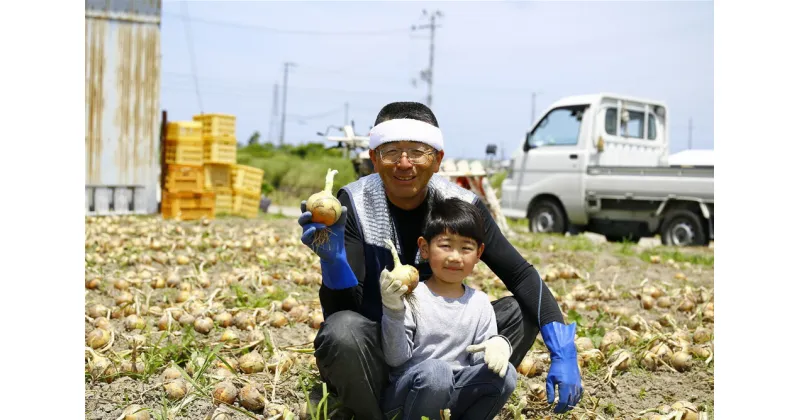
[528,105,588,147]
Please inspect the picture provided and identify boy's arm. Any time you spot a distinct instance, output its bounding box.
[381,306,415,368]
[470,295,511,366]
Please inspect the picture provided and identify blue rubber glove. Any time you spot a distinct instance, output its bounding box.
[541,321,583,414]
[298,201,357,290]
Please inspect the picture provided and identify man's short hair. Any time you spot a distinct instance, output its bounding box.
[374,102,439,128]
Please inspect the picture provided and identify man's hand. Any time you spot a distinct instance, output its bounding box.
[466,336,512,378]
[541,322,583,414]
[379,269,407,312]
[298,201,347,263]
[298,201,356,290]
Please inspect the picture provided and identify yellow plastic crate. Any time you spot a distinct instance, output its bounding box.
[164,164,205,192]
[203,136,237,165]
[161,191,216,220]
[233,191,260,218]
[231,164,265,194]
[167,121,202,141]
[193,114,236,138]
[204,163,232,190]
[165,139,203,166]
[212,187,233,215]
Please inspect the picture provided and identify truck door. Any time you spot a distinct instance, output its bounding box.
[517,105,589,224]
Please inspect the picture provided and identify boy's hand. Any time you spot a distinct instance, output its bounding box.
[467,336,512,378]
[379,269,407,312]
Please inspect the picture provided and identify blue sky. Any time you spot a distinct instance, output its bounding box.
[160,0,713,159]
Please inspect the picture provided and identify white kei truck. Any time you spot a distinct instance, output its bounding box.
[500,93,714,247]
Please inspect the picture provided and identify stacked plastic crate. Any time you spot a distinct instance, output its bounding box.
[162,121,216,220]
[193,114,264,218]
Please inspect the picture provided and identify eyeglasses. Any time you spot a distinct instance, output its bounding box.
[378,147,435,165]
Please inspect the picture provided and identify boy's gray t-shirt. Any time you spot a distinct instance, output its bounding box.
[381,281,498,378]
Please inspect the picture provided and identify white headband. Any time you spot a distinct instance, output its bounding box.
[369,118,444,151]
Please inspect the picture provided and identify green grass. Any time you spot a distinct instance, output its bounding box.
[640,249,714,267]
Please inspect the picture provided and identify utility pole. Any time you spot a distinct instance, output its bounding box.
[268,83,279,144]
[688,118,693,150]
[280,62,296,146]
[411,10,443,108]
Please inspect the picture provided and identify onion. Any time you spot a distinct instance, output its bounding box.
[121,404,150,420]
[161,367,182,382]
[306,168,343,227]
[671,401,699,420]
[650,342,673,360]
[178,313,195,327]
[600,330,623,353]
[124,315,146,331]
[640,295,655,310]
[212,381,238,405]
[88,304,109,319]
[677,298,696,312]
[85,277,101,289]
[163,379,187,400]
[115,279,130,290]
[94,317,112,330]
[238,351,265,373]
[87,328,111,349]
[309,312,324,330]
[176,255,190,265]
[193,317,214,334]
[670,351,692,371]
[288,305,310,323]
[167,273,181,288]
[527,382,547,401]
[121,360,145,374]
[269,312,289,328]
[517,357,539,377]
[220,329,239,342]
[575,336,595,352]
[689,345,711,359]
[656,296,671,308]
[383,239,419,295]
[158,314,173,331]
[176,291,191,303]
[115,292,134,306]
[234,312,255,331]
[240,384,266,412]
[281,297,298,312]
[640,351,659,371]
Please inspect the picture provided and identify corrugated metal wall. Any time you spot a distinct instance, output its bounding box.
[85,0,162,214]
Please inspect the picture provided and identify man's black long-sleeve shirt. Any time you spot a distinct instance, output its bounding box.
[318,188,564,329]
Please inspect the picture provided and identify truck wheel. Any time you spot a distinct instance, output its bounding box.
[660,209,708,247]
[528,200,566,234]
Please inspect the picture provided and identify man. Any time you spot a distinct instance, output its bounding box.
[298,102,583,419]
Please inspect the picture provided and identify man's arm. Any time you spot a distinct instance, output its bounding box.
[474,199,564,327]
[317,190,366,315]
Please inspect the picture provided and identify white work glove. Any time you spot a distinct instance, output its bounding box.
[379,268,408,312]
[467,336,512,378]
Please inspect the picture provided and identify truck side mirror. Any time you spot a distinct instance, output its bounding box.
[523,132,537,152]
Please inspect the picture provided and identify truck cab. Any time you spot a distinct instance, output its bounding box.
[501,93,713,246]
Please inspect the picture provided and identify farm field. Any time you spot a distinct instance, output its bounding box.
[84,214,714,420]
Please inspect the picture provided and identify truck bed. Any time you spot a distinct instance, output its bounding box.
[584,166,714,202]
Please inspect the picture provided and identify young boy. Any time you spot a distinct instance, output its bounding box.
[379,196,518,420]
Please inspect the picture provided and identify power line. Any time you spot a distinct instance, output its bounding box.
[180,1,204,113]
[163,11,412,36]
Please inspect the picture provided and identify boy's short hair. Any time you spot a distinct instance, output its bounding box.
[422,193,485,246]
[374,102,439,128]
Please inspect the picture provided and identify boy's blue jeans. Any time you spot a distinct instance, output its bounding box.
[381,359,518,420]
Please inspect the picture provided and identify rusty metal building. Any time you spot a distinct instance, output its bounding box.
[85,0,162,215]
